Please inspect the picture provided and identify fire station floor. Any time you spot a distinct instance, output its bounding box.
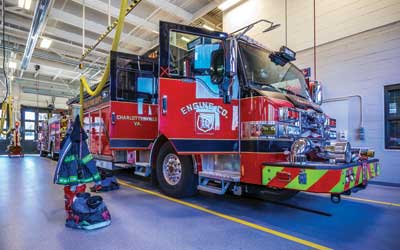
[1,156,399,250]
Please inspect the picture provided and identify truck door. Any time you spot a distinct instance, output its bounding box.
[109,52,158,150]
[158,21,239,154]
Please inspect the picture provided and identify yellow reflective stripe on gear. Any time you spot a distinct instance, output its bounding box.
[69,176,78,181]
[64,155,76,163]
[81,154,93,164]
[285,169,328,190]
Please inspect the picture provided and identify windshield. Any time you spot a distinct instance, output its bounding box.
[239,42,311,100]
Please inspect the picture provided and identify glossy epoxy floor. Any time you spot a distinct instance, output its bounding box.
[0,156,399,250]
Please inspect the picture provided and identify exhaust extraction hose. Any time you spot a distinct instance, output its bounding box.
[0,96,13,135]
[79,0,130,123]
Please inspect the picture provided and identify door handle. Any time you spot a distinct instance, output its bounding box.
[162,95,167,115]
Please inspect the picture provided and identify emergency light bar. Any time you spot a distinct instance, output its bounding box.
[280,46,296,61]
[269,46,296,66]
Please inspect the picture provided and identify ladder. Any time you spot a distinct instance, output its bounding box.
[197,170,241,195]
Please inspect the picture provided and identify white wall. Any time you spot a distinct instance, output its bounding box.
[10,83,68,121]
[224,0,400,51]
[295,22,400,184]
[224,0,400,183]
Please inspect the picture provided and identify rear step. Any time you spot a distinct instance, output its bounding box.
[198,171,241,195]
[113,163,133,168]
[134,162,151,177]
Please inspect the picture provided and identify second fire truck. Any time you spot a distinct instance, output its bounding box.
[74,20,380,202]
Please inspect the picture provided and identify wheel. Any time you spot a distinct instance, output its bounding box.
[156,142,197,198]
[245,185,299,202]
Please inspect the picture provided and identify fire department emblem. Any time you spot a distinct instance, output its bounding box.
[196,113,215,133]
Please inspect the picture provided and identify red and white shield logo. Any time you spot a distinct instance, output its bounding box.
[196,113,215,133]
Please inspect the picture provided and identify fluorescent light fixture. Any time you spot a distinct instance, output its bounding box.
[218,0,241,11]
[152,30,159,34]
[10,75,15,81]
[202,24,215,31]
[181,36,190,42]
[18,0,31,10]
[8,61,17,69]
[24,0,32,9]
[40,38,53,49]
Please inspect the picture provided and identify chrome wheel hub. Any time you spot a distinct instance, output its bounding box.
[162,153,182,186]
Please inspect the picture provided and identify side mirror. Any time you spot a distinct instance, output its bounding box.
[210,49,224,84]
[309,81,323,105]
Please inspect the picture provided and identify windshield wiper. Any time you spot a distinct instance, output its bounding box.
[253,82,280,93]
[252,82,308,100]
[275,87,307,99]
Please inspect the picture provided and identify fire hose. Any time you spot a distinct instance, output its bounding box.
[0,96,13,135]
[79,0,138,123]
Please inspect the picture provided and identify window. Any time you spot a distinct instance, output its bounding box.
[239,43,310,100]
[24,110,36,141]
[25,111,35,120]
[169,31,224,96]
[116,71,136,101]
[114,52,156,103]
[24,131,35,140]
[385,84,400,149]
[137,77,154,94]
[38,113,48,121]
[25,121,35,130]
[116,72,156,103]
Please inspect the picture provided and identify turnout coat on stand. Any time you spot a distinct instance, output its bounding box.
[53,116,101,186]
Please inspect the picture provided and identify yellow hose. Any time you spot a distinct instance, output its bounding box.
[0,96,13,135]
[79,0,129,123]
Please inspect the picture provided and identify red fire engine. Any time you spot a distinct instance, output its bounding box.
[72,21,380,202]
[38,113,69,159]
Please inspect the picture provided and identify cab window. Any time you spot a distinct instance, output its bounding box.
[116,71,156,103]
[168,31,224,96]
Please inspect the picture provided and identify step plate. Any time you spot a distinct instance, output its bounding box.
[199,170,240,182]
[197,185,226,195]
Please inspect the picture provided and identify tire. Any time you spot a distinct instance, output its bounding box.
[156,142,197,198]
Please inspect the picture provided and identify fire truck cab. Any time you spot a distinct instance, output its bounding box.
[78,21,380,202]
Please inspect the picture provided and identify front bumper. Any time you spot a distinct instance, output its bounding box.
[262,159,380,194]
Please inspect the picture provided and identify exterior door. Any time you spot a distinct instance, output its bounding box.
[158,22,239,154]
[20,106,52,154]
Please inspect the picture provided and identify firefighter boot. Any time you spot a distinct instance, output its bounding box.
[64,184,86,220]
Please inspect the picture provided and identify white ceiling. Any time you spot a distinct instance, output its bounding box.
[1,0,223,101]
